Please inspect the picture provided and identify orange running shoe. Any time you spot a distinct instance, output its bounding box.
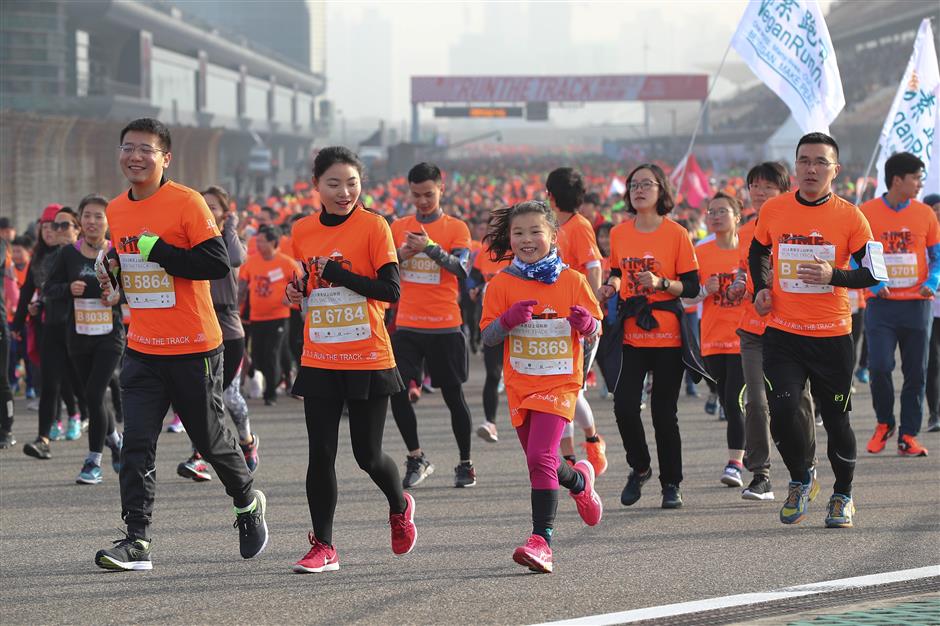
[866,423,894,454]
[897,434,928,457]
[582,435,608,476]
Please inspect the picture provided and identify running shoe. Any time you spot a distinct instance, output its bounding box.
[389,492,417,555]
[49,419,65,441]
[685,384,700,398]
[476,421,498,443]
[704,393,719,415]
[23,437,51,459]
[718,405,726,422]
[497,376,505,394]
[586,370,597,388]
[407,380,421,404]
[25,387,36,400]
[240,433,260,473]
[814,411,823,427]
[65,417,82,441]
[742,475,774,501]
[234,490,268,559]
[177,452,213,482]
[866,423,895,454]
[105,434,122,473]
[166,414,185,433]
[780,481,811,524]
[95,533,152,571]
[720,463,743,487]
[927,414,940,433]
[454,462,477,488]
[81,418,89,433]
[808,466,821,502]
[570,460,602,526]
[898,434,928,457]
[402,454,434,488]
[661,484,683,509]
[263,397,277,407]
[512,534,553,574]
[0,430,16,449]
[421,377,434,394]
[582,435,608,476]
[855,367,869,384]
[824,493,855,528]
[620,467,652,506]
[76,460,103,485]
[292,533,339,573]
[26,399,38,412]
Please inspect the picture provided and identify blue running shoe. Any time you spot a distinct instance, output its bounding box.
[825,493,855,528]
[66,417,82,441]
[855,367,869,384]
[106,434,123,474]
[780,481,811,524]
[76,461,103,485]
[49,420,65,441]
[704,394,718,415]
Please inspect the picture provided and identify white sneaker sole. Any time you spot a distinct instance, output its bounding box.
[96,555,152,571]
[293,561,339,573]
[721,475,744,487]
[476,425,498,443]
[403,464,434,488]
[393,492,417,556]
[742,490,775,501]
[241,491,269,559]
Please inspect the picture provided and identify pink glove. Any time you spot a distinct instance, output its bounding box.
[500,299,537,330]
[566,305,596,335]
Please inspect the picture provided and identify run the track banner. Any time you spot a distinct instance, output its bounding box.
[730,0,844,134]
[874,19,940,197]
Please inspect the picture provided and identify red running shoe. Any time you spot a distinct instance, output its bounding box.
[866,423,895,454]
[512,534,553,573]
[898,434,928,457]
[390,492,417,555]
[292,533,339,573]
[570,460,603,526]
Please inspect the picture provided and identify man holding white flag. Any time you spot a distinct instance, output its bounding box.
[731,0,845,134]
[873,18,940,198]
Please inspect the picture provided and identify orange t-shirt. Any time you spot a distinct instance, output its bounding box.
[12,264,27,288]
[753,192,873,337]
[557,213,602,275]
[860,197,940,300]
[238,252,298,321]
[609,218,699,348]
[696,239,742,355]
[736,220,768,336]
[390,214,471,329]
[107,181,223,355]
[480,268,602,426]
[473,250,510,283]
[291,208,398,370]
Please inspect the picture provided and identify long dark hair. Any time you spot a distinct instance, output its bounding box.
[483,200,557,262]
[624,163,675,216]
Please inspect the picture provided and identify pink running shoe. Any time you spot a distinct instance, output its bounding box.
[570,460,603,526]
[166,414,185,433]
[292,533,339,573]
[390,492,417,555]
[512,534,553,573]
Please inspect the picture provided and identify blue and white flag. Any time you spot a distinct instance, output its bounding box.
[731,0,844,134]
[875,19,940,197]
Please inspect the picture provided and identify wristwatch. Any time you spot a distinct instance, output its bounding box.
[659,277,671,291]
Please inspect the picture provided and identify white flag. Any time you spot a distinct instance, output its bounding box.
[874,19,940,197]
[731,0,845,134]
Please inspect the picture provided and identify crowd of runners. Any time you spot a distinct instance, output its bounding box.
[1,117,938,575]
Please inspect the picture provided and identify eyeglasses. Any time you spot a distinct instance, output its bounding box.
[706,208,734,216]
[795,158,837,169]
[747,183,780,192]
[51,222,76,231]
[628,180,660,192]
[118,143,166,157]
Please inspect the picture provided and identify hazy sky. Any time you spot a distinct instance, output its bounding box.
[324,0,836,125]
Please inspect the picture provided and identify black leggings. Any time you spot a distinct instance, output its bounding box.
[0,322,12,431]
[304,394,405,546]
[482,342,504,423]
[250,318,286,401]
[38,323,85,437]
[613,345,685,486]
[70,342,122,454]
[704,354,745,450]
[391,384,473,460]
[927,317,940,418]
[222,337,245,390]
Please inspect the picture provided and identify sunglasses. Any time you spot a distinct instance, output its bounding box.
[50,222,77,231]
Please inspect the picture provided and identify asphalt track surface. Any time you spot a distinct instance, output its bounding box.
[1,356,938,625]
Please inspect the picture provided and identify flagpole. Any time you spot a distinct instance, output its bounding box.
[855,141,880,206]
[676,39,733,194]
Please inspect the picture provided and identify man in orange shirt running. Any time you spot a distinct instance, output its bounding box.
[860,152,939,458]
[750,132,880,529]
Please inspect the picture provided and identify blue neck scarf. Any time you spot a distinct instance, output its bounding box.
[511,248,567,284]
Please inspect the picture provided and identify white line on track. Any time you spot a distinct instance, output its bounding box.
[531,565,940,626]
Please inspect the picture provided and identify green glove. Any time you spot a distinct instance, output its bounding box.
[137,234,159,262]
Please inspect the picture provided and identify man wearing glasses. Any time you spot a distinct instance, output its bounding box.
[749,132,880,529]
[860,152,939,458]
[93,118,267,571]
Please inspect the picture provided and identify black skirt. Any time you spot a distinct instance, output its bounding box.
[291,366,404,401]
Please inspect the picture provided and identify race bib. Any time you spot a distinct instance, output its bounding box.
[74,298,113,336]
[307,286,370,344]
[508,318,574,376]
[777,243,835,294]
[884,253,918,288]
[401,253,440,285]
[267,267,286,283]
[119,253,175,308]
